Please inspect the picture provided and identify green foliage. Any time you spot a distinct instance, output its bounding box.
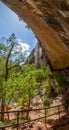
[0,34,67,112]
[25,24,30,30]
[54,72,68,87]
[13,65,37,106]
[0,34,27,118]
[0,43,7,52]
[43,97,52,106]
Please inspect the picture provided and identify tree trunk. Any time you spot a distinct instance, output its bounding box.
[1,98,5,122]
[26,87,31,120]
[1,98,5,130]
[5,104,10,120]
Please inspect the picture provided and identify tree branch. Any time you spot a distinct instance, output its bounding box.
[5,43,14,81]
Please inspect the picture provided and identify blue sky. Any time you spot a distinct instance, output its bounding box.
[0,2,37,54]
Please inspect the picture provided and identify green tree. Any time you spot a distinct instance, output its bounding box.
[0,35,37,122]
[12,64,37,119]
[0,34,26,123]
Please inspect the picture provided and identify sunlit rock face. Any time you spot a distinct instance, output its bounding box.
[26,41,47,68]
[1,0,69,70]
[34,42,42,68]
[34,41,47,68]
[24,0,69,49]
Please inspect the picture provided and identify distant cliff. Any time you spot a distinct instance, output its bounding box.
[26,41,47,68]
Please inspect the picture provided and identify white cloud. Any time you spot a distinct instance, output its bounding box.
[25,51,30,57]
[12,39,30,56]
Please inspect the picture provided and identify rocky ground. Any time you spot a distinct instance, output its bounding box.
[5,94,69,130]
[1,89,69,130]
[7,113,69,130]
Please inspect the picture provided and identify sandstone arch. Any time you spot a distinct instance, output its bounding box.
[1,0,69,70]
